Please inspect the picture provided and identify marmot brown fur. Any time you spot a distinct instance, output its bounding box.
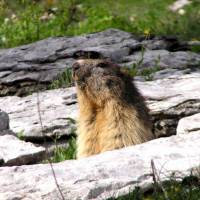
[72,59,154,159]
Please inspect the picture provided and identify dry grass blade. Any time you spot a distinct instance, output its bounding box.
[151,159,170,200]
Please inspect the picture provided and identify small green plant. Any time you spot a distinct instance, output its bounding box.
[48,68,73,89]
[125,47,162,81]
[49,118,77,162]
[127,63,138,77]
[16,130,25,140]
[51,137,77,162]
[140,65,161,81]
[190,45,200,53]
[124,46,145,77]
[140,54,161,81]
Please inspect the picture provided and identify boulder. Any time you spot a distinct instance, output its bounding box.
[0,135,45,166]
[1,29,199,96]
[177,113,200,135]
[0,132,200,200]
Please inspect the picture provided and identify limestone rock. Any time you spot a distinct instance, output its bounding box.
[0,135,45,166]
[0,132,200,200]
[177,113,200,135]
[152,68,190,80]
[1,29,199,96]
[0,88,77,141]
[123,50,200,71]
[139,73,200,137]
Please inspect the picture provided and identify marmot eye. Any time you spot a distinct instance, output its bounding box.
[106,79,113,88]
[97,63,107,68]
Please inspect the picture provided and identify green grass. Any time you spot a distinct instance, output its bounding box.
[123,46,162,80]
[51,137,77,162]
[16,130,25,140]
[190,45,200,53]
[0,0,200,48]
[50,117,77,162]
[109,175,200,200]
[48,67,73,89]
[125,64,161,81]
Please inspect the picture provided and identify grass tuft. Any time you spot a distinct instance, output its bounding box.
[108,175,200,200]
[51,137,77,162]
[48,68,73,89]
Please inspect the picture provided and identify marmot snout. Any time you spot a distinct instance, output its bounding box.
[72,59,154,159]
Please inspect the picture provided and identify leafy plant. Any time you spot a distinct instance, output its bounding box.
[51,137,77,162]
[16,130,25,140]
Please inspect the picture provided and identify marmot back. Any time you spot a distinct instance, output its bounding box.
[72,59,154,159]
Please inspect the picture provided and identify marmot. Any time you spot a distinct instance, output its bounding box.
[72,59,154,159]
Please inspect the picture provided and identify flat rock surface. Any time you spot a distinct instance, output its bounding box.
[140,73,200,114]
[177,113,200,135]
[0,88,77,140]
[140,73,200,137]
[1,28,200,96]
[0,73,199,140]
[0,135,45,166]
[0,132,200,200]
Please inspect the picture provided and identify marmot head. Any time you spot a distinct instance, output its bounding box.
[72,59,136,106]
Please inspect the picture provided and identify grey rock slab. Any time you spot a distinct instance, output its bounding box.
[139,73,200,137]
[1,28,200,96]
[0,87,77,141]
[152,68,191,80]
[177,113,200,135]
[123,50,200,70]
[0,132,200,200]
[0,29,135,96]
[0,135,45,166]
[139,73,200,114]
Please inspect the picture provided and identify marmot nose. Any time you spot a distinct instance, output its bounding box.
[72,62,80,72]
